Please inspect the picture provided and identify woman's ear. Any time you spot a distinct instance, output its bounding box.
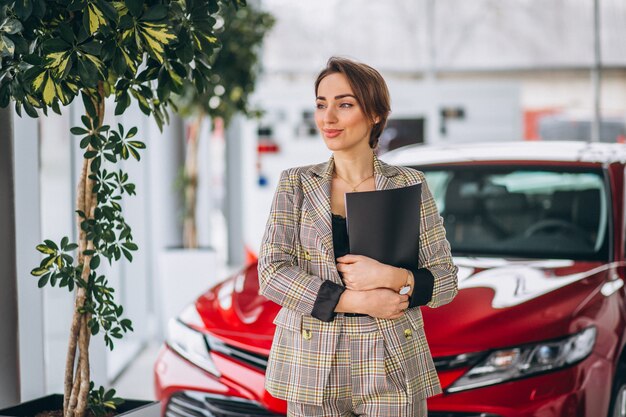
[373,116,381,125]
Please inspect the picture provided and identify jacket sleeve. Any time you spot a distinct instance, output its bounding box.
[258,169,343,320]
[409,171,458,309]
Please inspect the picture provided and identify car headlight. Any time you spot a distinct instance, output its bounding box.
[448,326,596,393]
[166,318,221,377]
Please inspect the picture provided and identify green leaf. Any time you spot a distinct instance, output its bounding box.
[125,0,143,18]
[0,35,15,57]
[81,115,93,129]
[44,239,59,250]
[23,54,44,66]
[80,136,90,149]
[31,267,48,276]
[120,319,133,331]
[208,0,219,14]
[61,236,69,248]
[121,248,133,262]
[95,0,119,23]
[91,322,100,335]
[14,0,34,20]
[112,49,127,75]
[90,256,101,269]
[79,40,102,56]
[175,44,193,64]
[128,140,145,149]
[0,81,11,108]
[77,59,99,88]
[126,127,138,138]
[112,398,125,406]
[104,153,117,163]
[141,5,168,21]
[58,25,75,44]
[82,92,98,119]
[85,2,107,35]
[71,127,89,135]
[114,91,130,116]
[51,100,63,115]
[42,38,71,53]
[1,19,24,35]
[90,157,101,173]
[36,244,55,255]
[38,274,49,287]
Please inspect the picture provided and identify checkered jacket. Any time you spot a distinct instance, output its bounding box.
[258,154,458,406]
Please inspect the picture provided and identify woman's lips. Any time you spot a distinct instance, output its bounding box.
[323,129,343,138]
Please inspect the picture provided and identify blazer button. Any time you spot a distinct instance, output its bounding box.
[404,329,413,339]
[302,329,312,340]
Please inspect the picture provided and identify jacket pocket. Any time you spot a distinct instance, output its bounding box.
[266,309,335,406]
[272,307,303,332]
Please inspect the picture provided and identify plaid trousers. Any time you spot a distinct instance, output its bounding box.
[286,315,428,417]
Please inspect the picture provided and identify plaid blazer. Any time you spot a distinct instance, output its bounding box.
[258,154,458,406]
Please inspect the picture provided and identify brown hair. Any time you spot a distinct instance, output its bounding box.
[315,57,391,149]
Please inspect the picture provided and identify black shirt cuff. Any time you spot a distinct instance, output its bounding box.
[408,268,435,308]
[311,280,346,322]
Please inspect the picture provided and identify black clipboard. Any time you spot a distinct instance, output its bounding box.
[344,183,422,271]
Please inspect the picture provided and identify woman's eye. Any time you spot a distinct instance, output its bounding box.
[316,103,325,109]
[339,102,353,108]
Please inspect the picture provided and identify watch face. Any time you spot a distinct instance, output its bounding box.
[399,285,411,295]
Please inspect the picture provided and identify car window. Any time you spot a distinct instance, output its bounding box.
[418,166,610,261]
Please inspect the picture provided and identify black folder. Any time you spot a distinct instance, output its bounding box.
[344,183,422,271]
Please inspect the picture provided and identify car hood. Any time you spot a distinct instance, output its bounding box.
[423,257,609,357]
[193,258,610,357]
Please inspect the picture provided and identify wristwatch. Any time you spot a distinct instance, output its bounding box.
[399,269,412,295]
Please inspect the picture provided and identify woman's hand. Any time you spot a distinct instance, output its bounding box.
[361,288,409,319]
[336,254,407,291]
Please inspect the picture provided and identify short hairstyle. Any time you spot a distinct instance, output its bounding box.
[314,57,391,149]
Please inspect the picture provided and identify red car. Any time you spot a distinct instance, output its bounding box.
[154,141,626,417]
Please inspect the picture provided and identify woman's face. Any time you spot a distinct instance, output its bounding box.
[315,73,374,153]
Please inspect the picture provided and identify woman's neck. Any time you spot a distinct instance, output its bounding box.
[333,150,375,183]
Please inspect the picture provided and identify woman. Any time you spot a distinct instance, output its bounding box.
[258,57,458,417]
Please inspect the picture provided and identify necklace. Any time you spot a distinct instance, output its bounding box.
[334,171,374,192]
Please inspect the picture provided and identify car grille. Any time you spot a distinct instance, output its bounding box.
[205,336,485,374]
[428,411,500,417]
[206,336,268,371]
[166,391,503,417]
[165,392,284,417]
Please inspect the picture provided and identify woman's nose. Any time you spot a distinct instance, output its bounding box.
[324,106,338,124]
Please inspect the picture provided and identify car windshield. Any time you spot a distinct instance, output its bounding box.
[418,165,610,261]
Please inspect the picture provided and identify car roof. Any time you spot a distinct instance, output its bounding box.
[380,141,626,166]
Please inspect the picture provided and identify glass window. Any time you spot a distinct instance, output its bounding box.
[418,165,610,261]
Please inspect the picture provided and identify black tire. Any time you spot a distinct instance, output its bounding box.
[608,360,626,417]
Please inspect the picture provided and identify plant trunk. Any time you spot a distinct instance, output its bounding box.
[183,114,203,249]
[64,85,104,417]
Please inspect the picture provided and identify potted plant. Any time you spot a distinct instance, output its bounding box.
[157,0,274,323]
[0,0,244,416]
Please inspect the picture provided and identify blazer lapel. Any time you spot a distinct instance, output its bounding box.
[374,153,406,191]
[301,157,335,261]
